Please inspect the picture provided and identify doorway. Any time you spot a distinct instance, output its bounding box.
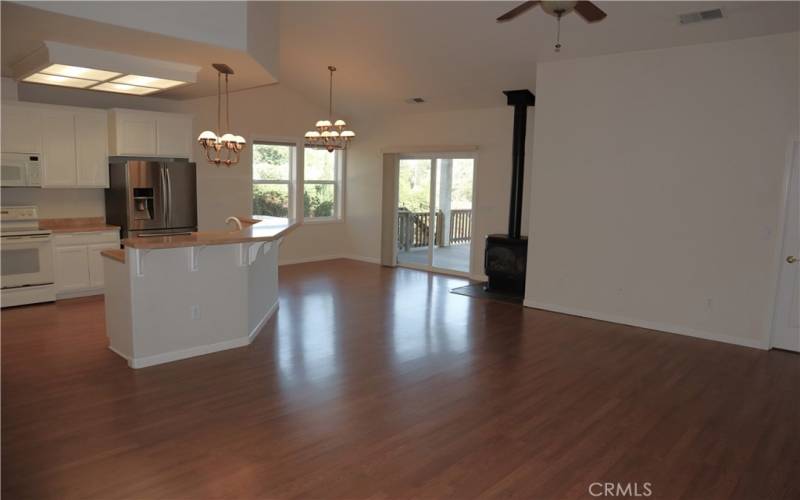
[771,141,799,352]
[395,153,475,275]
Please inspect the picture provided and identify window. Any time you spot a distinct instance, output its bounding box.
[252,142,295,218]
[303,148,343,220]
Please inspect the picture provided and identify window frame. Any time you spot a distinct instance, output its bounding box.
[251,138,300,220]
[302,147,345,224]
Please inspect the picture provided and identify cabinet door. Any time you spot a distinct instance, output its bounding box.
[118,113,157,155]
[55,245,90,292]
[1,105,43,153]
[75,112,109,187]
[41,109,77,186]
[88,243,118,287]
[156,115,192,158]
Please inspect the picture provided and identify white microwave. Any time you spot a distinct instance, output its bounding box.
[1,153,42,187]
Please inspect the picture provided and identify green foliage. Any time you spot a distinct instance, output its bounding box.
[304,183,334,217]
[252,184,288,217]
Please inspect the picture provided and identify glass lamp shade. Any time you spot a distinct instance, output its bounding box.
[334,119,347,127]
[233,135,246,145]
[329,130,340,137]
[340,130,355,138]
[198,130,218,142]
[321,131,332,138]
[315,120,332,128]
[305,131,321,138]
[220,133,236,143]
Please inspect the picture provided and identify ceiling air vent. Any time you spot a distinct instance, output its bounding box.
[405,97,426,104]
[679,8,723,24]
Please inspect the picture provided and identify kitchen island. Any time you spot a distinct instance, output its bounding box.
[102,217,297,368]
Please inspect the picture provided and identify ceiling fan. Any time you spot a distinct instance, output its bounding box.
[497,1,607,51]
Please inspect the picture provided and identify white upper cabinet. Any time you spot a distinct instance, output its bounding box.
[1,103,43,153]
[41,108,77,187]
[75,112,109,187]
[1,101,108,188]
[109,109,193,160]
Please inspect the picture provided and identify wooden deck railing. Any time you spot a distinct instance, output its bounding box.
[397,209,472,250]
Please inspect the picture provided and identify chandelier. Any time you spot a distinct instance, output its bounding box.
[305,66,355,152]
[197,63,246,166]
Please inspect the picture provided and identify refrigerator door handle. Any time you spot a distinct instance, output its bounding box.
[160,165,168,226]
[165,165,173,227]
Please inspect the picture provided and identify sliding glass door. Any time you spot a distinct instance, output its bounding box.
[396,154,475,275]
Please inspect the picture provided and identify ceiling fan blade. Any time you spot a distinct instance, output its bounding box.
[574,1,607,22]
[496,1,540,22]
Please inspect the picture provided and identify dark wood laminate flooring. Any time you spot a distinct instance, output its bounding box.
[2,260,798,499]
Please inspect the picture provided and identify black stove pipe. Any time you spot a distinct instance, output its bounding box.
[502,90,535,239]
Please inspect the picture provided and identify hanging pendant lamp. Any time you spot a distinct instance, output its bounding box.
[305,66,355,152]
[197,63,246,166]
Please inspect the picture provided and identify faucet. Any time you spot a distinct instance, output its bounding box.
[225,216,243,231]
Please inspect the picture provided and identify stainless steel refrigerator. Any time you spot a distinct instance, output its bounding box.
[105,159,197,239]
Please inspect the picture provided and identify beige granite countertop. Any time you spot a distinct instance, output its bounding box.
[40,217,120,234]
[121,216,297,250]
[100,249,125,263]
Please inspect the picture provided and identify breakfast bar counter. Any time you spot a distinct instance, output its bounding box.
[102,217,297,368]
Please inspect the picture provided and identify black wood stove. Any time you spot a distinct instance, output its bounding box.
[484,89,535,296]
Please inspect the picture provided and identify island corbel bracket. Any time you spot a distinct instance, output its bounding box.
[132,248,152,277]
[188,245,208,272]
[238,241,267,267]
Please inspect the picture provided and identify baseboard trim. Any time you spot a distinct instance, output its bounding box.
[249,300,279,341]
[522,299,768,350]
[57,288,103,300]
[279,254,381,266]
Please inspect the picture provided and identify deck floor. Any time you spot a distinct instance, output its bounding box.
[397,242,470,272]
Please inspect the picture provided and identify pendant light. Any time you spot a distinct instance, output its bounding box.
[305,66,355,152]
[197,63,246,166]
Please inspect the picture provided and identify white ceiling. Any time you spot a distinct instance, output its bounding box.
[278,1,799,118]
[2,1,798,119]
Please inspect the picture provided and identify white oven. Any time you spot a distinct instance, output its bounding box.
[1,153,42,187]
[1,206,55,307]
[1,232,54,289]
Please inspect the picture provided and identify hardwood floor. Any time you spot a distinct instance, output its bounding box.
[2,259,798,499]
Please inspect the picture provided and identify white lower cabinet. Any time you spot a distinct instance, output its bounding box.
[54,231,120,298]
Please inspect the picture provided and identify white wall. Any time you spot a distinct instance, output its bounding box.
[345,105,534,276]
[175,83,351,264]
[2,77,18,101]
[524,32,799,348]
[19,1,249,51]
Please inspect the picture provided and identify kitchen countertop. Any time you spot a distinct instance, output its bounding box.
[121,216,298,250]
[40,217,120,234]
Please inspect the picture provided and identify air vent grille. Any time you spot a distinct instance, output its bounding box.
[679,8,723,24]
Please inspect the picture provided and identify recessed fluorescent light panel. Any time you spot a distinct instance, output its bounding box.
[23,73,96,88]
[91,82,161,95]
[13,42,199,97]
[111,75,185,89]
[41,64,121,81]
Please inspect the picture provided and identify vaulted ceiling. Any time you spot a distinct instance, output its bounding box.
[2,1,798,119]
[278,1,799,118]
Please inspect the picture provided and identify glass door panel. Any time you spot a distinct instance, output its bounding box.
[432,158,474,273]
[397,159,433,268]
